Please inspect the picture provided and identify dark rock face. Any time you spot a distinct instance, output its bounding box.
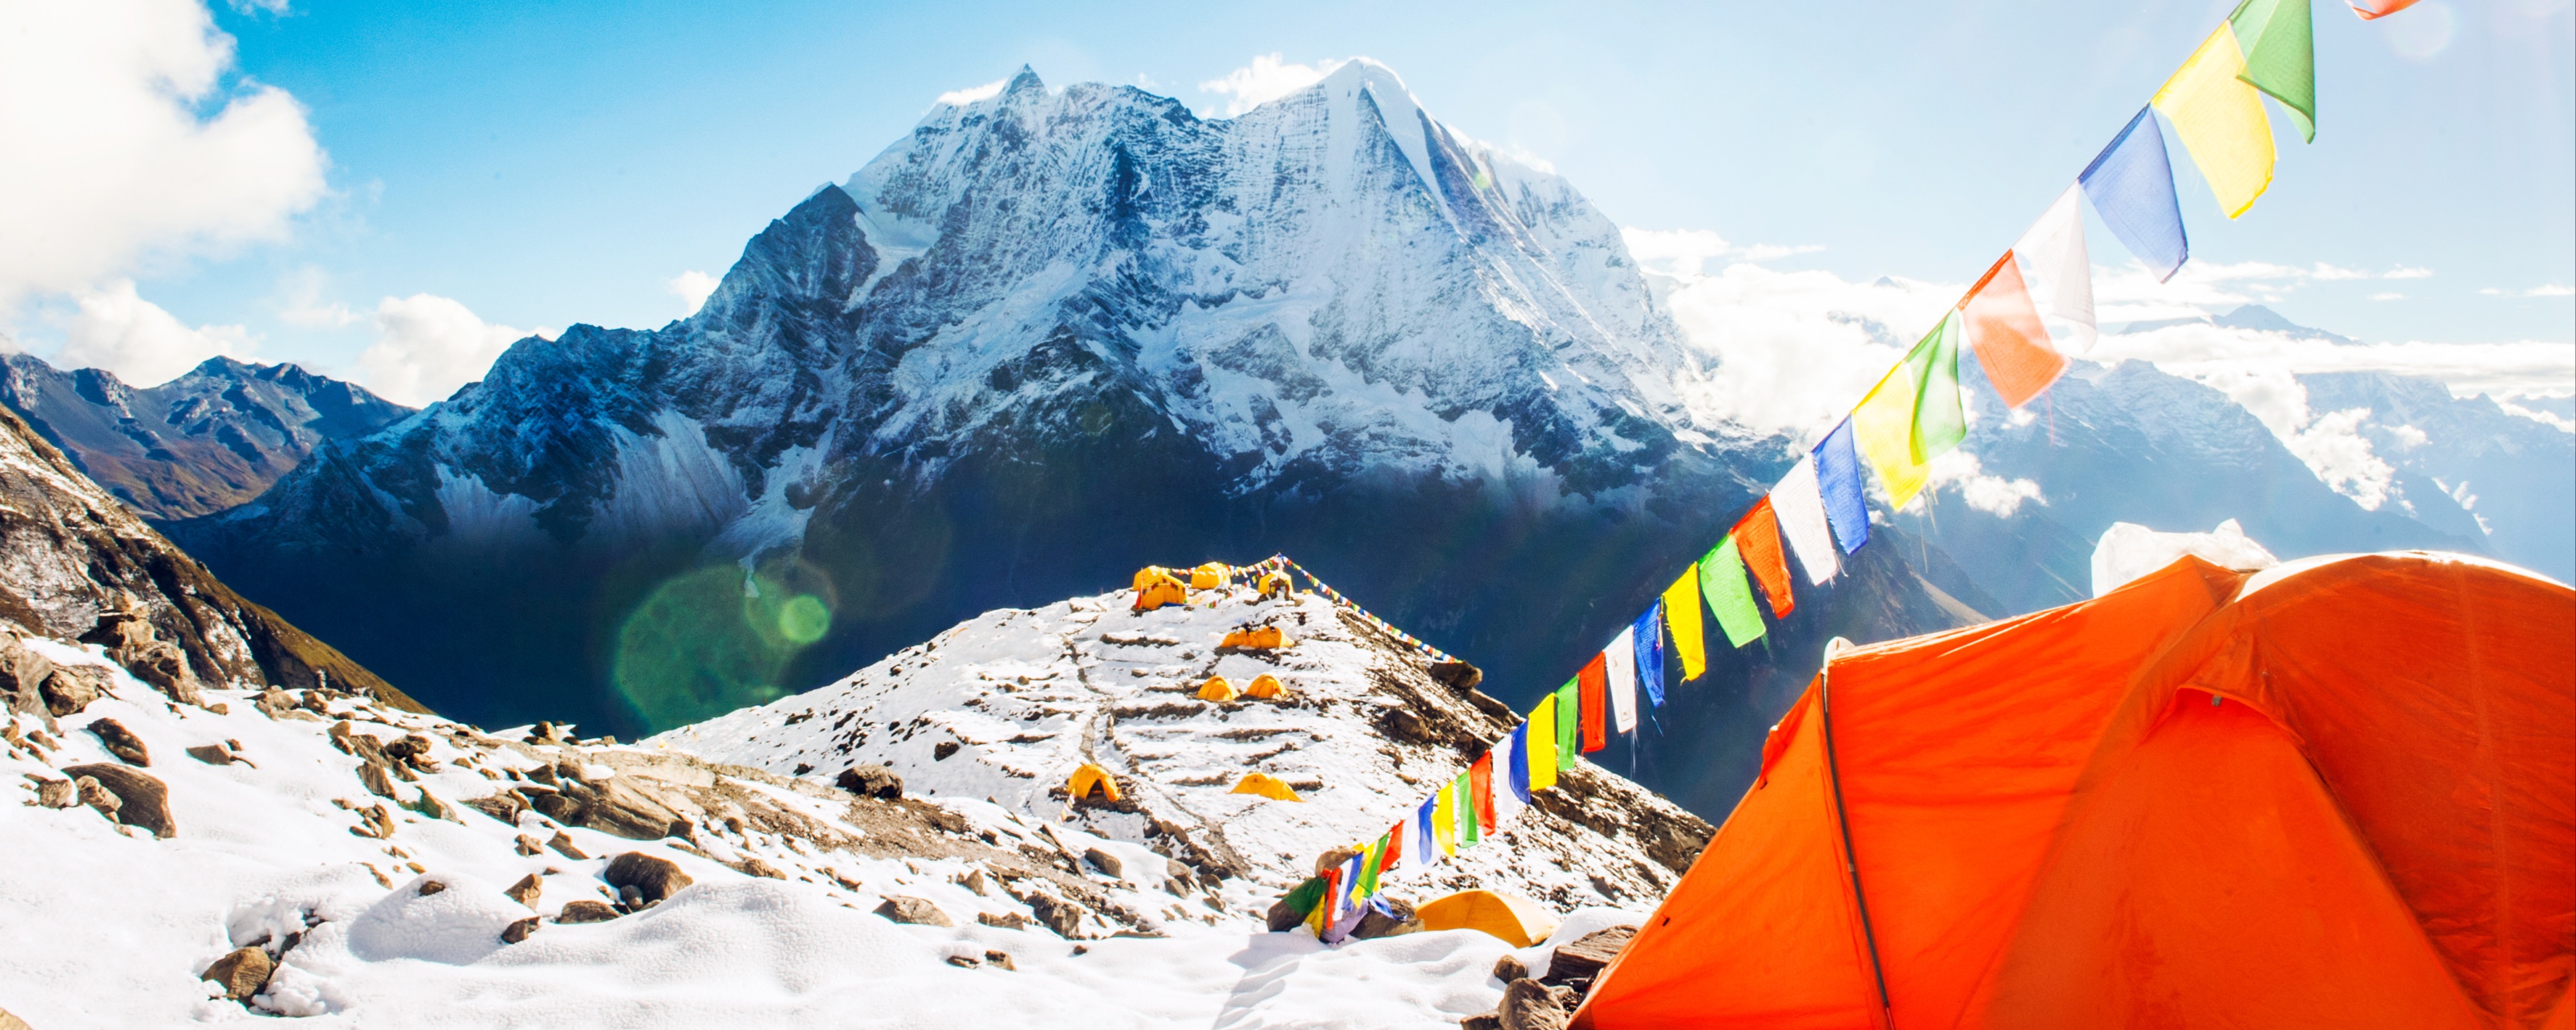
[601,851,693,903]
[0,353,410,520]
[60,762,173,838]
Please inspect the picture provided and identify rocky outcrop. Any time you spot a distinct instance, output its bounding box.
[60,763,172,838]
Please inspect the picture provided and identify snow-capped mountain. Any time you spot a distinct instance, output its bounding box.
[2297,370,2571,582]
[172,61,1989,768]
[0,353,410,520]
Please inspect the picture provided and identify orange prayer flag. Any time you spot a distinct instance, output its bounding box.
[1961,251,2070,410]
[1732,498,1796,619]
[1578,653,1609,753]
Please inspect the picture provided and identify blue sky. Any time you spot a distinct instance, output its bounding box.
[3,0,2569,402]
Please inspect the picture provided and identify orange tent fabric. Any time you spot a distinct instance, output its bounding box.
[1575,552,2575,1030]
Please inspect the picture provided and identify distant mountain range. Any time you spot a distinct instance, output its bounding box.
[0,353,410,520]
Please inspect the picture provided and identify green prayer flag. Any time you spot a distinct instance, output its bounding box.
[1906,311,1967,465]
[1553,678,1581,772]
[2231,0,2315,143]
[1453,774,1480,846]
[1358,834,1386,895]
[1284,876,1327,918]
[1701,536,1768,648]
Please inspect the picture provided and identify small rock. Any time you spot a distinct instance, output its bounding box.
[983,949,1015,970]
[40,666,103,717]
[74,775,119,818]
[873,895,954,927]
[977,911,1030,930]
[1540,925,1637,986]
[944,954,981,968]
[417,880,447,896]
[1499,978,1577,1030]
[505,873,542,908]
[0,1005,31,1029]
[515,834,544,856]
[1429,660,1483,693]
[603,851,692,903]
[556,899,621,924]
[500,916,540,943]
[32,777,75,808]
[1492,954,1528,983]
[740,857,786,880]
[1026,893,1085,939]
[546,831,590,860]
[1312,846,1362,877]
[1082,846,1123,880]
[834,764,902,800]
[933,740,959,761]
[184,744,234,766]
[62,763,172,838]
[959,868,989,895]
[1459,1012,1503,1030]
[200,944,273,1000]
[86,717,150,766]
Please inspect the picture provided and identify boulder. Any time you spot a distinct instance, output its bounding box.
[200,945,273,1001]
[740,858,786,880]
[62,763,172,838]
[86,717,149,766]
[504,873,542,908]
[1428,660,1483,693]
[1498,978,1578,1030]
[184,744,234,766]
[556,900,620,924]
[873,895,955,927]
[514,834,544,856]
[835,764,903,800]
[1459,1012,1502,1030]
[1352,895,1423,940]
[1024,892,1086,939]
[1264,897,1306,933]
[545,831,589,860]
[1312,846,1362,877]
[74,775,117,819]
[983,949,1016,971]
[0,1005,30,1030]
[602,851,692,903]
[1540,925,1637,986]
[977,911,1030,930]
[106,618,201,706]
[33,777,76,808]
[0,634,56,721]
[40,666,105,717]
[499,916,540,943]
[1491,954,1528,983]
[1082,846,1123,880]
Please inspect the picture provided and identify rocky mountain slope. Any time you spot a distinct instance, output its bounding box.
[168,61,1980,765]
[1,353,410,520]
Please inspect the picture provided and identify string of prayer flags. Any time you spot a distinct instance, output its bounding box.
[2343,0,2417,18]
[1813,422,1871,554]
[1632,603,1666,709]
[2079,108,2189,281]
[1700,536,1768,648]
[1731,500,1796,619]
[2153,25,2276,219]
[1604,624,1640,735]
[2231,0,2316,143]
[1528,695,1560,791]
[1961,255,2069,410]
[1554,679,1582,762]
[2016,186,2098,353]
[1661,567,1708,682]
[1768,457,1843,585]
[1577,658,1609,752]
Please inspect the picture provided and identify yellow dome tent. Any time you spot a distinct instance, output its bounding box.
[1221,625,1291,650]
[1416,889,1561,948]
[1257,571,1292,600]
[1197,675,1239,702]
[1190,562,1231,590]
[1244,673,1289,700]
[1132,567,1188,612]
[1229,772,1302,801]
[1066,763,1122,803]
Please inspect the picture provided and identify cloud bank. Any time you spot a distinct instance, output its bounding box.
[357,294,550,407]
[1199,54,1344,117]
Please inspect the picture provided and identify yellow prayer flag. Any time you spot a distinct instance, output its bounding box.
[2152,25,2276,219]
[1662,564,1708,683]
[1432,784,1457,855]
[1527,696,1560,792]
[1851,365,1930,511]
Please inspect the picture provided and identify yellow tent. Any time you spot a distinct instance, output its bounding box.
[1416,889,1561,947]
[1221,625,1291,650]
[1190,562,1231,590]
[1066,763,1122,803]
[1229,772,1303,801]
[1244,673,1289,700]
[1257,571,1292,600]
[1131,566,1172,591]
[1197,675,1239,702]
[1133,568,1188,612]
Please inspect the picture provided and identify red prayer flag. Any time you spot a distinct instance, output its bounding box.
[1578,652,1609,753]
[1732,498,1796,618]
[1380,823,1403,874]
[1961,251,2069,410]
[2345,0,2419,17]
[1469,752,1497,834]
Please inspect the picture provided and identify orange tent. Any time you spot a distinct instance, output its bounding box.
[1576,552,2575,1030]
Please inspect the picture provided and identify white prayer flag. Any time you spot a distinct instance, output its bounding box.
[1768,457,1842,586]
[1605,626,1640,734]
[2016,184,2097,354]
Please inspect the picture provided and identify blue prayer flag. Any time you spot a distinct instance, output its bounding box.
[2079,107,2189,282]
[1506,722,1534,804]
[1813,419,1871,555]
[1633,602,1666,709]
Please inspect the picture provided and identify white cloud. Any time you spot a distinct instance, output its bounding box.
[2088,323,2576,404]
[1650,257,1962,437]
[935,79,1008,106]
[2382,266,2435,280]
[0,0,327,312]
[2369,292,2405,301]
[1199,54,1344,117]
[2311,262,2433,281]
[357,294,550,407]
[1927,450,2045,516]
[275,265,359,327]
[52,279,256,386]
[666,270,719,317]
[2481,284,2575,298]
[1622,228,1823,278]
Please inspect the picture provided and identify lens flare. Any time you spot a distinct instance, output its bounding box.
[611,561,837,731]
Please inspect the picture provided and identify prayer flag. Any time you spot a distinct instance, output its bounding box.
[2079,107,2188,281]
[1907,310,1971,459]
[1731,500,1796,618]
[1662,566,1707,682]
[1553,679,1580,768]
[1961,256,2067,410]
[1853,361,1932,511]
[1469,753,1497,836]
[1357,835,1385,897]
[1285,876,1326,922]
[1768,457,1842,585]
[1432,784,1457,856]
[2344,0,2418,18]
[2153,25,2276,219]
[1527,695,1560,792]
[1632,603,1665,709]
[2232,0,2315,143]
[1577,656,1609,752]
[1605,626,1640,735]
[1453,773,1481,847]
[1411,794,1441,868]
[1813,421,1871,554]
[2016,186,2097,354]
[1701,536,1768,648]
[1379,825,1403,884]
[1504,722,1534,805]
[1491,732,1525,829]
[1306,868,1337,935]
